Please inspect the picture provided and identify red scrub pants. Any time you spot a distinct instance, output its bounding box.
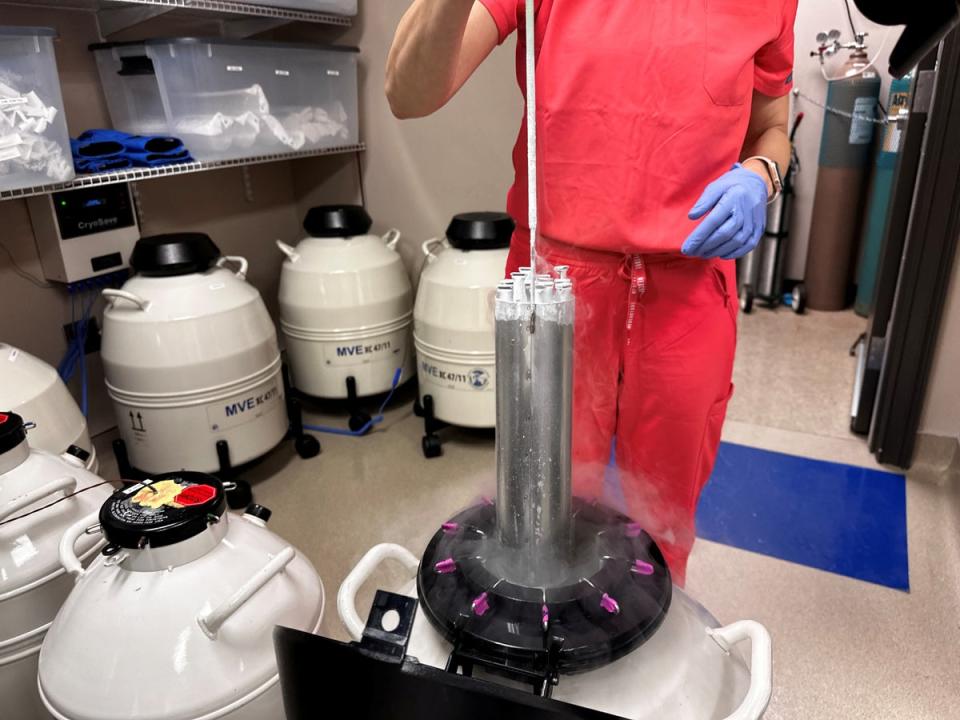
[506,234,738,586]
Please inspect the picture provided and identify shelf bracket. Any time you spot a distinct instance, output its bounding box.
[98,4,176,37]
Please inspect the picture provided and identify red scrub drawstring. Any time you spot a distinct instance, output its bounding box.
[625,255,647,340]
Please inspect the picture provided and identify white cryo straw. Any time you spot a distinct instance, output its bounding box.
[525,0,538,272]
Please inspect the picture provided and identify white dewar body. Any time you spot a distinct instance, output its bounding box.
[414,237,508,428]
[0,344,97,472]
[0,436,111,720]
[277,207,414,399]
[338,544,773,720]
[100,254,287,474]
[39,506,324,720]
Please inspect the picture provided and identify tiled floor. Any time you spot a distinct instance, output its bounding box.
[91,308,959,720]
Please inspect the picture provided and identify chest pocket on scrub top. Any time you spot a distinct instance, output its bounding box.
[702,0,775,107]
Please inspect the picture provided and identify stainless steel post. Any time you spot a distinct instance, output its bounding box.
[495,274,575,585]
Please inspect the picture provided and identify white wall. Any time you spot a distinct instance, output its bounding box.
[786,0,901,279]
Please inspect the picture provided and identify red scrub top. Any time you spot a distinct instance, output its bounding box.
[479,0,798,254]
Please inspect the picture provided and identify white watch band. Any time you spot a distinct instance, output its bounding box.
[743,156,782,204]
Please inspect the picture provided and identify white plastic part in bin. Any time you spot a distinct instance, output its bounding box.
[248,0,357,15]
[0,26,74,192]
[92,38,359,163]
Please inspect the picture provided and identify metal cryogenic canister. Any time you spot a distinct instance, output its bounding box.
[494,273,574,586]
[805,49,882,311]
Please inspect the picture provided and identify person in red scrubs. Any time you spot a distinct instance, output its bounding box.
[387,0,796,585]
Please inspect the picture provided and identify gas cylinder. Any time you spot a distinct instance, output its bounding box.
[805,47,882,311]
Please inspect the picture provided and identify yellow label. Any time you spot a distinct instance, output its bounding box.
[131,479,185,509]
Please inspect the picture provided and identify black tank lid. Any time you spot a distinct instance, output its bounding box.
[303,205,372,238]
[131,233,221,277]
[99,472,227,549]
[0,411,27,455]
[446,212,515,251]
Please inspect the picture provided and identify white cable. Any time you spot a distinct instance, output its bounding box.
[525,0,537,270]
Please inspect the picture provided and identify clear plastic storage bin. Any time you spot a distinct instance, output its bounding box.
[0,27,75,192]
[248,0,357,15]
[92,38,359,163]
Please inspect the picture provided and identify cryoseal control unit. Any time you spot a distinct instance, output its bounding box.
[413,212,514,457]
[0,412,112,720]
[277,205,414,431]
[101,233,318,505]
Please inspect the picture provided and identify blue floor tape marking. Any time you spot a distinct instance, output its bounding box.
[696,442,910,591]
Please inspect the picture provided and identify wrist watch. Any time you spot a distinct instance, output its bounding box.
[743,155,783,204]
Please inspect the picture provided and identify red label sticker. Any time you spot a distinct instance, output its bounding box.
[174,484,217,507]
[0,414,7,424]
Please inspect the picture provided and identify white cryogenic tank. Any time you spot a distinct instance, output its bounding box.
[101,234,289,476]
[39,472,324,720]
[414,213,513,434]
[0,411,111,720]
[338,543,771,720]
[277,206,414,401]
[0,344,97,472]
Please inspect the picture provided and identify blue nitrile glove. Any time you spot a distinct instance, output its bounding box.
[681,163,769,260]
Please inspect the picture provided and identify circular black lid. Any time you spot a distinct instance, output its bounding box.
[0,411,27,455]
[445,212,515,251]
[131,233,221,277]
[99,472,227,549]
[303,205,372,238]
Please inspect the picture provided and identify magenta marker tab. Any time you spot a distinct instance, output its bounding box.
[625,522,643,538]
[632,560,655,575]
[441,522,459,534]
[472,592,491,616]
[434,557,457,574]
[600,593,620,614]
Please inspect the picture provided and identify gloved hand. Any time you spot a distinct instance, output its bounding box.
[681,163,769,260]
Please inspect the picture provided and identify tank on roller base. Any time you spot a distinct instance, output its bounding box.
[0,411,112,720]
[277,205,415,432]
[413,212,514,457]
[0,343,98,472]
[38,472,324,720]
[101,233,318,503]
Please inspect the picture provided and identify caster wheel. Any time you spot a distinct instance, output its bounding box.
[422,435,442,458]
[295,434,321,459]
[226,480,253,510]
[792,283,807,315]
[349,412,372,434]
[739,284,754,314]
[413,398,424,417]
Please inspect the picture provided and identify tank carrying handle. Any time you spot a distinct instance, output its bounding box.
[709,620,773,720]
[421,237,446,262]
[0,475,77,523]
[337,543,419,641]
[216,255,249,280]
[102,288,150,311]
[383,228,402,251]
[276,240,300,263]
[59,510,102,579]
[198,546,296,640]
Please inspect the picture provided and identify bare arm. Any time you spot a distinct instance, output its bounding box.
[386,0,500,119]
[740,91,790,196]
